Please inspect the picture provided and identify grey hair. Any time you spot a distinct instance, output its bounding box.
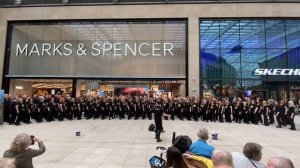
[243,142,263,160]
[212,149,233,167]
[0,158,15,168]
[9,133,32,155]
[270,157,294,168]
[197,127,209,140]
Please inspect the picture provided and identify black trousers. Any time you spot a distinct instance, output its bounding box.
[276,115,284,127]
[289,115,296,130]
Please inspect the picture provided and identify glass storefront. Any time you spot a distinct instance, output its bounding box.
[4,20,187,97]
[200,19,300,100]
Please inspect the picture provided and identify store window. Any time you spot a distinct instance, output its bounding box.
[200,19,300,99]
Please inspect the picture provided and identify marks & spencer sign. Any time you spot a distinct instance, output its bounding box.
[15,42,174,57]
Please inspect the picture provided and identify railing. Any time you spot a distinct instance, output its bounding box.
[1,0,300,7]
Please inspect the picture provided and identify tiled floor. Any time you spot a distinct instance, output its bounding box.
[0,116,299,168]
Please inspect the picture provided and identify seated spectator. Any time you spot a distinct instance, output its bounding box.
[3,133,46,168]
[0,158,15,168]
[165,146,189,168]
[173,135,192,153]
[188,128,215,158]
[232,142,264,168]
[265,157,294,168]
[211,149,233,168]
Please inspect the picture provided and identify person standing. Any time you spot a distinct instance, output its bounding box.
[3,133,46,168]
[3,94,11,123]
[261,101,269,126]
[287,101,296,130]
[153,101,165,142]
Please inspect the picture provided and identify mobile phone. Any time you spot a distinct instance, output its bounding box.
[149,156,165,167]
[30,135,35,145]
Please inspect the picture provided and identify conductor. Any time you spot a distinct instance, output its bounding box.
[154,100,165,142]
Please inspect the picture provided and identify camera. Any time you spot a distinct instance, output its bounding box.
[30,135,35,145]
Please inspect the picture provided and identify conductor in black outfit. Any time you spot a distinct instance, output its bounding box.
[153,101,164,142]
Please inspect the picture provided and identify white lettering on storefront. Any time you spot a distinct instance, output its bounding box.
[253,69,300,75]
[15,42,175,57]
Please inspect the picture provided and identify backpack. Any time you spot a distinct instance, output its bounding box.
[148,123,155,132]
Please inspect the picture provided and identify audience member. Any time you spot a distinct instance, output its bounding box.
[232,142,264,168]
[3,134,46,168]
[173,135,192,153]
[265,157,294,168]
[165,146,188,168]
[188,128,215,158]
[211,149,233,168]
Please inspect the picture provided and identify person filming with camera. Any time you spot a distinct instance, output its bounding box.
[3,133,46,168]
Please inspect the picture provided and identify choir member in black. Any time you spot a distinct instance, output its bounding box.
[163,100,170,120]
[261,100,269,126]
[208,101,216,122]
[14,98,22,126]
[215,101,223,122]
[141,99,146,119]
[85,98,92,119]
[127,99,134,120]
[76,98,83,120]
[257,99,263,123]
[224,100,232,123]
[169,100,176,120]
[177,100,183,120]
[93,100,100,119]
[200,100,207,121]
[9,99,17,125]
[268,99,275,124]
[58,98,65,121]
[249,100,256,124]
[119,99,126,120]
[252,100,261,125]
[103,100,111,120]
[219,100,225,123]
[24,98,33,124]
[71,98,76,120]
[287,101,296,130]
[36,97,45,123]
[147,99,153,120]
[48,98,56,122]
[3,95,11,123]
[191,100,199,121]
[275,100,285,128]
[234,100,241,123]
[19,98,27,124]
[242,101,249,124]
[134,99,141,120]
[183,100,191,121]
[110,100,118,120]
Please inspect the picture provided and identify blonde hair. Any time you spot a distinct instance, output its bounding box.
[9,133,32,155]
[0,158,15,168]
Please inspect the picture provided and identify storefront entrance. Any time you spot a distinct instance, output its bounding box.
[8,79,186,98]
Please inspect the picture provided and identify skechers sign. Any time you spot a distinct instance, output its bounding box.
[253,69,300,76]
[15,42,174,57]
